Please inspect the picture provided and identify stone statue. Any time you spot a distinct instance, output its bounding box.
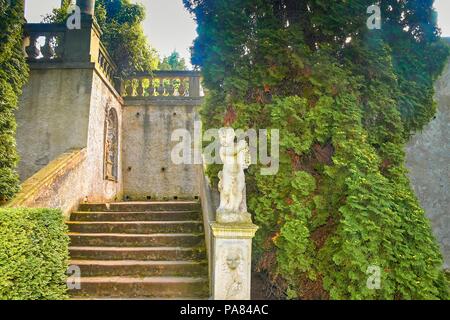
[217,127,252,224]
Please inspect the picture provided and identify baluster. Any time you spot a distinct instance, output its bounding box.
[125,79,134,97]
[41,35,56,59]
[136,79,144,97]
[25,34,40,59]
[178,77,186,96]
[147,78,155,96]
[102,58,107,73]
[54,34,64,59]
[98,54,104,69]
[157,78,165,96]
[167,79,175,96]
[105,65,110,80]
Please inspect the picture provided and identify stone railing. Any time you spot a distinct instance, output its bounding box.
[23,23,67,61]
[23,22,119,91]
[197,161,220,298]
[122,71,203,98]
[98,42,118,86]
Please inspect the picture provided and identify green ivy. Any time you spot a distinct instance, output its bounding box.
[0,208,69,300]
[0,0,28,202]
[185,0,449,299]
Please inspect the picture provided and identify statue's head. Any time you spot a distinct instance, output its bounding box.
[226,250,242,270]
[219,127,236,147]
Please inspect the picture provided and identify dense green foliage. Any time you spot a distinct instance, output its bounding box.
[0,208,69,300]
[185,0,449,299]
[0,0,28,202]
[159,50,188,71]
[47,0,158,75]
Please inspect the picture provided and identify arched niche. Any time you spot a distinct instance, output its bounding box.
[104,107,119,182]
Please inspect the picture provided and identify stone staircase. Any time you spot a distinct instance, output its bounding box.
[67,201,209,299]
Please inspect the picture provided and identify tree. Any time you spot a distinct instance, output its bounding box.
[0,0,28,202]
[184,0,449,299]
[46,0,158,76]
[159,51,187,71]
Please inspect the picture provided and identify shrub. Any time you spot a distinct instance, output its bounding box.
[0,0,29,201]
[185,0,450,299]
[0,208,69,300]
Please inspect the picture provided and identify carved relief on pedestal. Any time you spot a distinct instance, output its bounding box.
[217,244,248,300]
[104,105,119,182]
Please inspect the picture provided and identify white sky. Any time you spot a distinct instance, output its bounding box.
[24,0,198,67]
[24,0,450,66]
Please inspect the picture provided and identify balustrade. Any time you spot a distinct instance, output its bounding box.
[98,45,117,85]
[24,24,66,61]
[123,71,203,99]
[24,23,118,90]
[23,24,202,98]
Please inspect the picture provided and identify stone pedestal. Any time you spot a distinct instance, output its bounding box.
[211,223,258,300]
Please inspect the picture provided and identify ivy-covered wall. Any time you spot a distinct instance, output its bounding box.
[0,0,28,202]
[184,0,449,299]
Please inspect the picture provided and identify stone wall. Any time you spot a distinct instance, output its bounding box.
[16,66,93,180]
[15,64,123,208]
[122,98,202,200]
[406,60,450,269]
[6,149,87,218]
[85,70,123,202]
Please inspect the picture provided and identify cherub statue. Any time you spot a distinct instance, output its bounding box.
[217,127,252,224]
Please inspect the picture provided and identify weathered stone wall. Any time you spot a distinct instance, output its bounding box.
[406,60,450,269]
[15,65,123,207]
[85,70,123,202]
[7,149,88,218]
[16,66,93,180]
[122,98,202,200]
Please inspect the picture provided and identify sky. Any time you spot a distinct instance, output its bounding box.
[24,0,198,67]
[25,0,450,67]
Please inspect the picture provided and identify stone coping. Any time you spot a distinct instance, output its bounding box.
[5,149,86,208]
[124,97,204,107]
[211,222,259,239]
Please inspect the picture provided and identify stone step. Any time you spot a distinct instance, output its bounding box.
[68,276,209,298]
[70,260,208,277]
[70,211,201,222]
[67,221,204,234]
[78,201,201,212]
[69,233,204,247]
[69,246,206,261]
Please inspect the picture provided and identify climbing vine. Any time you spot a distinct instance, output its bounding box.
[184,0,449,299]
[0,0,28,202]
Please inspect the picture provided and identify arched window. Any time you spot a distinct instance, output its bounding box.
[104,107,119,181]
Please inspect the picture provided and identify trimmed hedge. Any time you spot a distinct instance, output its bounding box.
[0,208,69,300]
